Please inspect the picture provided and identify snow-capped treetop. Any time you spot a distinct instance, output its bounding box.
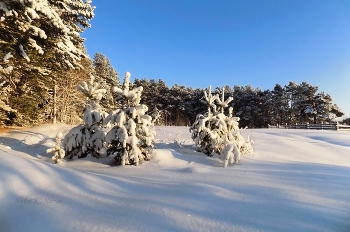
[215,86,233,114]
[77,75,107,103]
[77,75,107,126]
[112,72,144,107]
[201,86,219,117]
[3,52,13,63]
[123,72,131,91]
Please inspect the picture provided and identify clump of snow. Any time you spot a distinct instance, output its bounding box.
[3,52,13,63]
[0,65,13,75]
[0,52,14,77]
[18,44,30,62]
[220,142,241,167]
[28,38,44,54]
[151,149,189,166]
[0,2,13,17]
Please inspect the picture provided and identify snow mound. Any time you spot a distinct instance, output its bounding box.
[151,149,189,166]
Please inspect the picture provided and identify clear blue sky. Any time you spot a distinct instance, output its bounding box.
[83,0,350,118]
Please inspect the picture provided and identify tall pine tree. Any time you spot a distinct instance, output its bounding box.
[93,53,120,113]
[0,0,94,125]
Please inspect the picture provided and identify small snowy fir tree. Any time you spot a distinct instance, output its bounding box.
[47,132,65,163]
[190,86,254,167]
[103,72,155,166]
[62,75,108,159]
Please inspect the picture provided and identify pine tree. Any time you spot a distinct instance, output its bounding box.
[0,0,94,69]
[0,0,94,125]
[93,53,120,113]
[63,75,108,159]
[296,82,319,123]
[255,89,272,128]
[104,72,155,166]
[232,85,258,128]
[313,92,343,123]
[190,86,254,166]
[270,84,289,126]
[55,57,93,124]
[341,117,350,125]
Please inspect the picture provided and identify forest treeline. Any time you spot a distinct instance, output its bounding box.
[131,77,345,128]
[0,1,346,128]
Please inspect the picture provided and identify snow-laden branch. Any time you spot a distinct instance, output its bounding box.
[0,0,94,68]
[201,86,219,118]
[215,86,233,114]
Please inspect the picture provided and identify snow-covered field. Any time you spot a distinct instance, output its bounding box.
[0,124,350,232]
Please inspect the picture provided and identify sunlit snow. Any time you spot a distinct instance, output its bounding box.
[0,124,350,231]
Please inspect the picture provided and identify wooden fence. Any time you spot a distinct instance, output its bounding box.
[268,123,350,130]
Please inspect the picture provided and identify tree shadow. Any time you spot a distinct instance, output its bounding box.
[0,130,54,160]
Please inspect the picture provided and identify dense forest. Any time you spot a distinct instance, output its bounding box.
[0,1,346,128]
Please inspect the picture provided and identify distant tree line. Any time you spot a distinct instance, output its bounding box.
[132,80,344,128]
[340,118,350,125]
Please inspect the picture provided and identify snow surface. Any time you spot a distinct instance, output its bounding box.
[0,124,350,232]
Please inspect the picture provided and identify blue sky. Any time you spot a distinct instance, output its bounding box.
[83,0,350,118]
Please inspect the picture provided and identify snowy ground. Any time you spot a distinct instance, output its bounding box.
[0,124,350,232]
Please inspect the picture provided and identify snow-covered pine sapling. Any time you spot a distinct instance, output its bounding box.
[241,135,254,155]
[191,85,254,165]
[191,86,228,155]
[63,75,108,159]
[105,72,155,166]
[47,132,65,164]
[174,130,187,147]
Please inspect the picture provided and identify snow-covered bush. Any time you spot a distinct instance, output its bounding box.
[220,141,241,168]
[104,72,155,166]
[63,76,108,159]
[190,86,254,166]
[47,132,65,163]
